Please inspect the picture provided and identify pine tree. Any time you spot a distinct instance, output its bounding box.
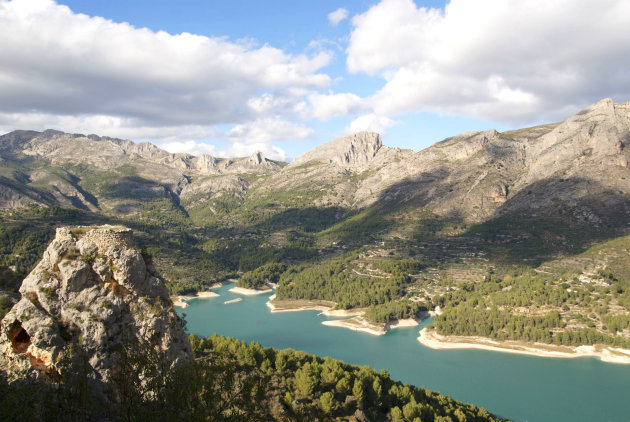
[295,362,318,398]
[319,391,337,415]
[352,379,365,408]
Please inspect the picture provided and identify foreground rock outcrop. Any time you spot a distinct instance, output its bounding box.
[0,225,191,383]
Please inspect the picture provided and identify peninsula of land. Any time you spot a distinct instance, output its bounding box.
[267,295,429,336]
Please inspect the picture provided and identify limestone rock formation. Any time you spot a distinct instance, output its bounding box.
[0,225,191,382]
[289,131,384,172]
[341,99,630,219]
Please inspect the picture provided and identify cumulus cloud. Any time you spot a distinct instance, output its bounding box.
[159,140,289,161]
[309,92,364,120]
[226,117,314,144]
[0,112,221,143]
[328,8,349,26]
[157,140,220,156]
[0,0,331,143]
[348,0,630,124]
[346,114,395,135]
[246,93,309,119]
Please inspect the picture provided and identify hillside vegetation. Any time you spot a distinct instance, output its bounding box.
[0,334,505,422]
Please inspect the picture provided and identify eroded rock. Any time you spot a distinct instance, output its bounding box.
[0,225,191,384]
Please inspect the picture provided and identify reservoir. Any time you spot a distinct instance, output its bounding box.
[178,283,630,422]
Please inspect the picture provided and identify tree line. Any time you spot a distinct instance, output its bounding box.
[0,334,505,422]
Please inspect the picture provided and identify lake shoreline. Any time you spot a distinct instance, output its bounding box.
[172,291,220,308]
[179,278,630,422]
[418,327,630,364]
[180,291,630,364]
[266,295,345,314]
[322,316,424,336]
[229,285,273,295]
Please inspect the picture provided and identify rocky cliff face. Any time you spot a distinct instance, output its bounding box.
[344,98,630,220]
[289,131,385,172]
[255,100,628,220]
[260,131,412,208]
[0,225,191,382]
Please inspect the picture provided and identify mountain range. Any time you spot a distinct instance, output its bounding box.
[1,98,628,228]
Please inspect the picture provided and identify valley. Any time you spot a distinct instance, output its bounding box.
[1,99,630,356]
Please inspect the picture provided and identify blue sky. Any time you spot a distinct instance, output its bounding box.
[1,0,629,160]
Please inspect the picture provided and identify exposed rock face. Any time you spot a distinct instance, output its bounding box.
[317,99,630,220]
[0,225,191,382]
[213,99,630,220]
[289,131,384,172]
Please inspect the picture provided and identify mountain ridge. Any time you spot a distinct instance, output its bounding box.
[1,97,628,225]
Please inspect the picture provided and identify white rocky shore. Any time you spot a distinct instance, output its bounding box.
[172,291,219,308]
[418,328,630,364]
[229,286,273,295]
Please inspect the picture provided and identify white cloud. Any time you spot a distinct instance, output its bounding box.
[346,114,395,135]
[159,140,289,161]
[0,111,220,143]
[226,118,314,144]
[158,140,220,156]
[328,8,349,26]
[347,0,630,125]
[247,93,309,118]
[309,92,364,120]
[0,0,332,143]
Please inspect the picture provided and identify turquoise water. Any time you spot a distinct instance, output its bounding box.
[178,284,630,422]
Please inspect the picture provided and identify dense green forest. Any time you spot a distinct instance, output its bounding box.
[238,262,287,290]
[0,334,505,421]
[365,300,428,324]
[431,267,630,348]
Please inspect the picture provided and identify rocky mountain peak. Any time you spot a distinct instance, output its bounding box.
[289,131,382,171]
[193,154,218,174]
[614,100,630,127]
[191,150,275,176]
[249,150,265,165]
[0,225,191,383]
[432,129,499,160]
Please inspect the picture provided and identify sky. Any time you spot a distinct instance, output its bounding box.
[1,0,630,161]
